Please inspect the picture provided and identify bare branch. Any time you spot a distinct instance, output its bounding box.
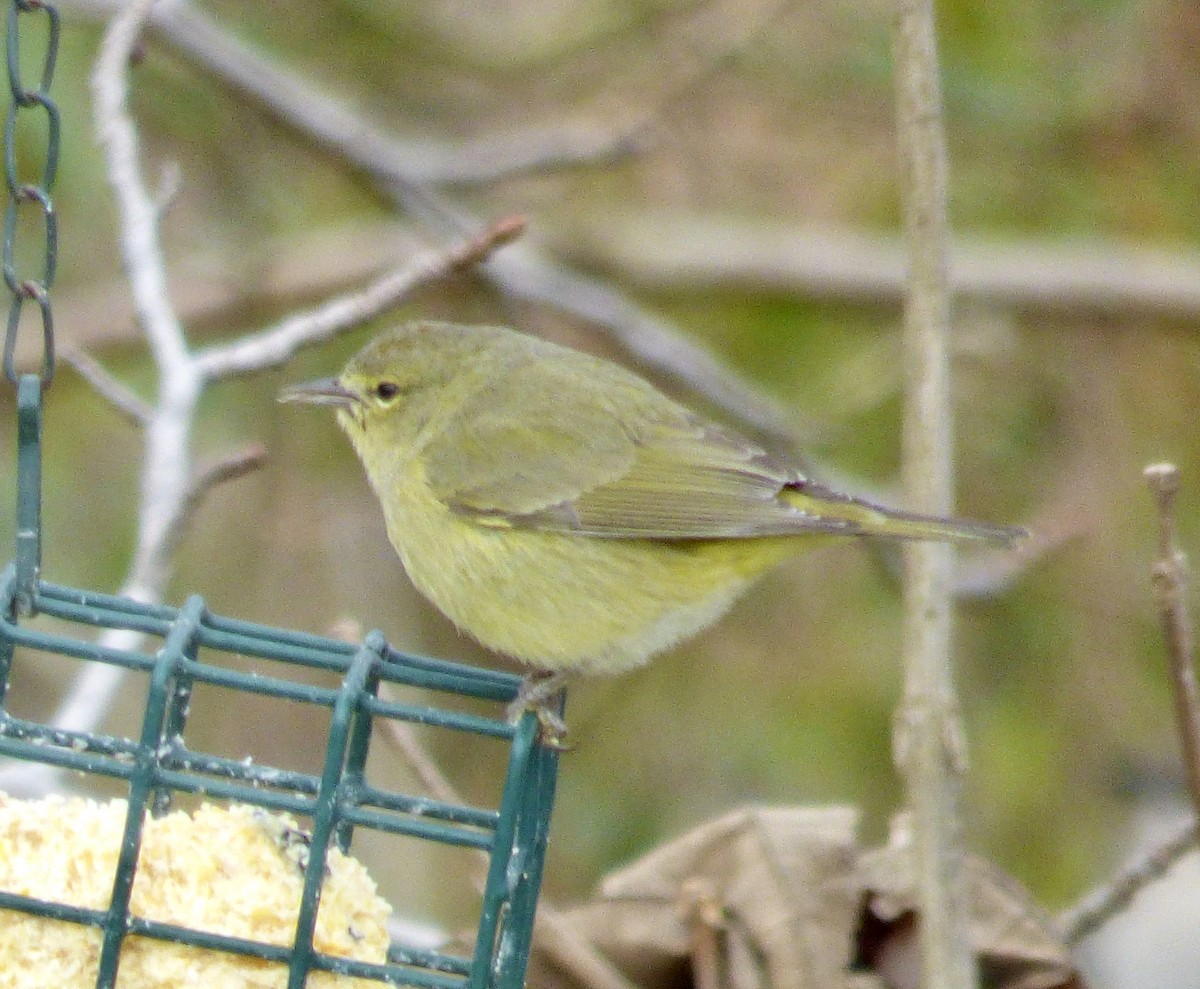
[530,915,642,989]
[152,160,184,217]
[585,0,793,151]
[190,443,269,496]
[891,0,978,986]
[157,444,270,561]
[60,0,789,192]
[1053,463,1200,955]
[45,218,1200,370]
[434,124,641,185]
[1145,462,1200,819]
[1058,817,1198,945]
[448,213,528,271]
[60,346,152,426]
[0,625,150,795]
[950,487,1088,598]
[91,0,193,383]
[194,214,526,380]
[564,213,1200,319]
[377,709,473,814]
[92,0,204,599]
[375,710,489,901]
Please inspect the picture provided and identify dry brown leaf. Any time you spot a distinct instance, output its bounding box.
[856,815,1081,989]
[525,805,1083,989]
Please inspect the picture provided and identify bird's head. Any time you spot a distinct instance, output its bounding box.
[278,321,507,464]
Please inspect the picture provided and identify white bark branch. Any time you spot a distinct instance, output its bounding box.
[196,215,525,380]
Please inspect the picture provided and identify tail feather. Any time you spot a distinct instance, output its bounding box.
[785,480,1026,547]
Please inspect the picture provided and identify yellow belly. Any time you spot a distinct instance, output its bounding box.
[381,480,797,675]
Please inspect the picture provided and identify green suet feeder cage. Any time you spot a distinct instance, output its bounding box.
[0,3,561,987]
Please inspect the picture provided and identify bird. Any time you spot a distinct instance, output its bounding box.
[280,320,1024,742]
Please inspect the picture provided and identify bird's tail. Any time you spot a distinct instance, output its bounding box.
[784,480,1026,547]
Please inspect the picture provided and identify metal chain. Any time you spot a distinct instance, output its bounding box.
[2,0,58,388]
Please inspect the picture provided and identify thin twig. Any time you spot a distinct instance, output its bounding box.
[59,346,152,426]
[190,444,269,495]
[61,0,782,187]
[39,219,1200,371]
[950,485,1086,598]
[92,0,190,376]
[194,215,525,380]
[891,0,977,986]
[151,160,183,217]
[159,444,269,558]
[679,878,725,989]
[530,910,642,989]
[0,626,148,795]
[448,213,528,270]
[376,712,488,897]
[1145,463,1200,818]
[1057,817,1199,945]
[377,713,474,816]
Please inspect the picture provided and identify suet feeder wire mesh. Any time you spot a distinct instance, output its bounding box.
[0,4,561,987]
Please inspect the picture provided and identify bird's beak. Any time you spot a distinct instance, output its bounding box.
[277,377,358,409]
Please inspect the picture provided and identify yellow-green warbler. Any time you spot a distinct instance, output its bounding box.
[281,321,1022,737]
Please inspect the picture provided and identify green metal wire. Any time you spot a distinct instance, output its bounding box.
[13,371,38,612]
[0,4,561,985]
[0,382,563,988]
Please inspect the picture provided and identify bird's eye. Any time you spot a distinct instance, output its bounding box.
[373,381,402,402]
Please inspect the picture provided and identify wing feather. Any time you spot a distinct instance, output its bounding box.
[422,350,840,539]
[423,350,645,517]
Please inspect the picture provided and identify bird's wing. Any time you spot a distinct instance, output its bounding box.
[423,356,852,539]
[421,355,645,522]
[559,417,857,538]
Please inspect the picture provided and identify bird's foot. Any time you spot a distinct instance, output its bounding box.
[507,672,571,750]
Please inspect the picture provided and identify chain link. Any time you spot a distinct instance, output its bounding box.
[2,0,59,388]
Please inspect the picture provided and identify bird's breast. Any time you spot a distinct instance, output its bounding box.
[376,468,791,674]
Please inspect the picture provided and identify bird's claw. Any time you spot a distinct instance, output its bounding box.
[508,673,571,750]
[535,706,573,750]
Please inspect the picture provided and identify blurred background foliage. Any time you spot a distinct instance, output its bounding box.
[2,0,1199,963]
